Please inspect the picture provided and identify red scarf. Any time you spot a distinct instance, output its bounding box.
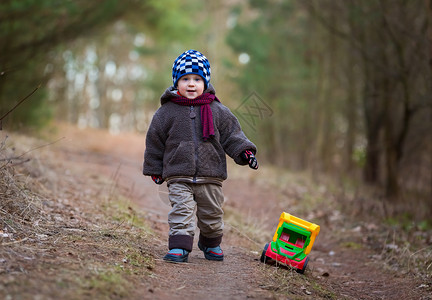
[171,93,220,141]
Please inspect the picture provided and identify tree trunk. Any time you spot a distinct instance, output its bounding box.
[344,54,357,172]
[363,72,383,184]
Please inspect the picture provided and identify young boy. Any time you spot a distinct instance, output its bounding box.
[143,49,258,263]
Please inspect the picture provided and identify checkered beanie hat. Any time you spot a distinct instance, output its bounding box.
[172,49,211,89]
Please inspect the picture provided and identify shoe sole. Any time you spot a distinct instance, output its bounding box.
[203,253,224,261]
[163,254,188,263]
[163,259,188,264]
[198,242,224,261]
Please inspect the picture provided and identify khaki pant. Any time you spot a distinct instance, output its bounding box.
[168,182,224,239]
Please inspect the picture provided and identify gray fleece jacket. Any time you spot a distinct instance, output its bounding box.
[143,84,257,182]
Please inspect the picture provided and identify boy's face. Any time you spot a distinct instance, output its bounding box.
[177,74,205,99]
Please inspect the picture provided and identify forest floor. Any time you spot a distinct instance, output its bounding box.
[1,123,431,300]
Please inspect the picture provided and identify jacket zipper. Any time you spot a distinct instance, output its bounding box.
[190,106,198,183]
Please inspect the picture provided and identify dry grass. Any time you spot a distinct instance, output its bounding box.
[0,132,155,299]
[257,264,337,299]
[234,163,432,296]
[224,206,270,251]
[333,181,432,281]
[0,135,45,242]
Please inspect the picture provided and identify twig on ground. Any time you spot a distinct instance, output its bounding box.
[1,237,29,246]
[0,136,65,170]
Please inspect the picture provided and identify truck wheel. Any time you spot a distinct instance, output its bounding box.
[296,256,309,274]
[260,243,269,263]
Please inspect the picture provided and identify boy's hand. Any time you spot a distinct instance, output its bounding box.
[151,175,164,185]
[241,150,259,170]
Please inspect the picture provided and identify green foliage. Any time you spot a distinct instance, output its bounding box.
[226,1,317,168]
[352,147,366,168]
[143,0,202,41]
[0,0,201,130]
[0,0,127,129]
[0,59,53,129]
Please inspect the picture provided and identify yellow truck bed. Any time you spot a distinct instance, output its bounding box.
[272,212,320,255]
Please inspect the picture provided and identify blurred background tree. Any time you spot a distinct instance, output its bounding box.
[227,0,431,206]
[0,0,430,216]
[1,0,130,128]
[0,0,200,129]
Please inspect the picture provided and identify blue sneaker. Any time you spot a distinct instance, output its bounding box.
[163,248,189,263]
[198,242,224,261]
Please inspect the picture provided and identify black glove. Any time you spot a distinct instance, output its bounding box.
[241,150,259,170]
[151,175,164,185]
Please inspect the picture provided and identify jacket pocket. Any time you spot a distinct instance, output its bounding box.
[165,141,196,176]
[197,142,223,176]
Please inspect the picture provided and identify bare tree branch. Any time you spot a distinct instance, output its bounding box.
[0,84,41,130]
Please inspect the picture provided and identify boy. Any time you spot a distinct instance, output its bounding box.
[143,49,258,263]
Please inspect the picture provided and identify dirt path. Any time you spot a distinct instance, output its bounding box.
[18,124,430,299]
[57,125,432,299]
[56,125,278,299]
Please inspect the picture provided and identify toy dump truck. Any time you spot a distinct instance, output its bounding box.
[260,212,320,274]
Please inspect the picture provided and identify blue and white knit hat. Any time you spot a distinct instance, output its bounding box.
[172,49,211,89]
